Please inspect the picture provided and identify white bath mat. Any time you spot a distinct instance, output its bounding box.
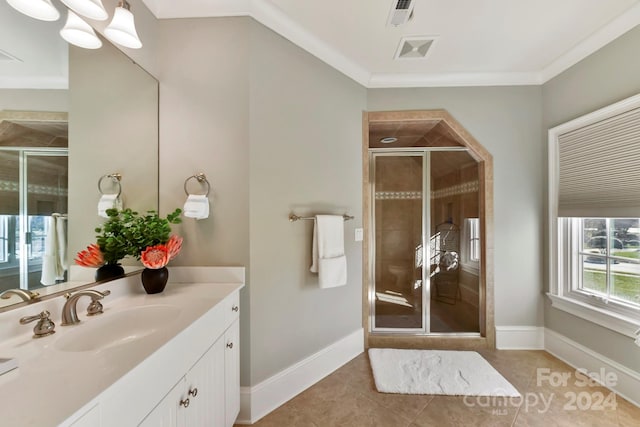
[368,348,520,397]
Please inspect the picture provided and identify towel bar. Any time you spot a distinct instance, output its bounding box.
[184,173,211,197]
[289,213,354,222]
[98,173,122,196]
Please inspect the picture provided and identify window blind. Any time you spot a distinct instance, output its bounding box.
[557,106,640,217]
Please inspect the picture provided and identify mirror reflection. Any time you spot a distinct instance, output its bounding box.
[0,1,158,309]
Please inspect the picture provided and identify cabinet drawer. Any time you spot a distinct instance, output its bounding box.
[224,291,240,326]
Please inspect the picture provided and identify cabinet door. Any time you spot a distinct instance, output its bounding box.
[69,404,100,427]
[138,378,185,427]
[224,320,240,427]
[184,338,226,427]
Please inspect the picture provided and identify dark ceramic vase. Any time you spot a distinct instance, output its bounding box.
[95,264,125,282]
[141,267,169,294]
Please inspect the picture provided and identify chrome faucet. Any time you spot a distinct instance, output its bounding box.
[61,289,111,326]
[0,289,40,301]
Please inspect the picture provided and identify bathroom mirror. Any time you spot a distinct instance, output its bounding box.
[0,2,158,310]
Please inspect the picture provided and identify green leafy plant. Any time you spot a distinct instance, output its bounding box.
[94,208,182,264]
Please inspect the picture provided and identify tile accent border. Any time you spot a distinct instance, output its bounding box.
[235,328,364,425]
[545,328,640,407]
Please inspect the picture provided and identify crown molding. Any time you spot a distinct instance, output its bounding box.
[144,0,250,19]
[540,2,640,83]
[249,0,370,86]
[142,0,640,88]
[0,76,68,90]
[368,71,543,88]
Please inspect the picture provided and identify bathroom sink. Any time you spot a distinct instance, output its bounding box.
[54,305,181,353]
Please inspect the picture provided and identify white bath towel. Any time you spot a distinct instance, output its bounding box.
[310,215,347,288]
[183,194,210,219]
[98,194,122,218]
[41,214,68,286]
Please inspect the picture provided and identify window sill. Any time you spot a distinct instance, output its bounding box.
[547,293,640,339]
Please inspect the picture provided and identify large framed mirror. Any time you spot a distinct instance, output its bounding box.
[0,1,158,310]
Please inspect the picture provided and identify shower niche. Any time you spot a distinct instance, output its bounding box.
[364,110,493,346]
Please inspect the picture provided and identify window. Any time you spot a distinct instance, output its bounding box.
[0,215,8,263]
[460,217,480,273]
[549,94,640,337]
[468,218,480,262]
[567,218,640,308]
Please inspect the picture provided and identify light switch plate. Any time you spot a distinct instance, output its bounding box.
[355,228,364,242]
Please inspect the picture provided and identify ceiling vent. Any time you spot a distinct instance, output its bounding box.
[394,36,438,60]
[387,0,415,27]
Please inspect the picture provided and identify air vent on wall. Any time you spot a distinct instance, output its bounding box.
[395,36,438,60]
[387,0,415,27]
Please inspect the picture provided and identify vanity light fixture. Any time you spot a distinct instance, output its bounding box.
[7,0,143,50]
[60,9,103,50]
[6,0,60,21]
[60,0,108,21]
[105,0,142,49]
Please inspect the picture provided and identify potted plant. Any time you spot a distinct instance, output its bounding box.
[75,208,183,290]
[123,208,183,294]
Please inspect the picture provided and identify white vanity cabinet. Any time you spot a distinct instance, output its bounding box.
[139,320,240,427]
[0,268,244,427]
[96,285,243,427]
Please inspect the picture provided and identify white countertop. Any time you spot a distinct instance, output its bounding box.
[0,267,244,427]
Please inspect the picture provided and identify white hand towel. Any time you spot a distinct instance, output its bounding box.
[310,215,347,288]
[98,194,121,218]
[184,194,209,219]
[41,214,68,286]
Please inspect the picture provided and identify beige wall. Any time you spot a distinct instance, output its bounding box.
[249,20,366,384]
[156,17,251,383]
[542,25,640,372]
[69,42,158,271]
[155,16,366,386]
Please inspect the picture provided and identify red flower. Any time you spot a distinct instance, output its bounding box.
[166,235,183,261]
[75,244,105,267]
[141,244,170,269]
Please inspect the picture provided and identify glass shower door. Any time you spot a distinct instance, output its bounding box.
[371,152,427,332]
[0,149,68,293]
[0,151,20,292]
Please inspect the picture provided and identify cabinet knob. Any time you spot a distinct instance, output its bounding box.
[179,398,190,408]
[188,388,198,397]
[232,305,239,312]
[226,342,234,349]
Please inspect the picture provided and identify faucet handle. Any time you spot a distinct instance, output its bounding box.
[87,289,111,316]
[87,300,104,316]
[20,310,56,338]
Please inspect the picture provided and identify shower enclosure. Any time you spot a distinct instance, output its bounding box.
[0,148,68,292]
[370,150,480,334]
[365,111,491,342]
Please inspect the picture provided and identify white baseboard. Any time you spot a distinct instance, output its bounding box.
[235,328,364,424]
[544,328,640,407]
[495,326,545,349]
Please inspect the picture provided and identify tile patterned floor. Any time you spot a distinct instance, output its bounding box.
[238,350,640,427]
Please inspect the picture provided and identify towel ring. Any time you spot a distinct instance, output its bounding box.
[184,173,211,197]
[98,173,122,197]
